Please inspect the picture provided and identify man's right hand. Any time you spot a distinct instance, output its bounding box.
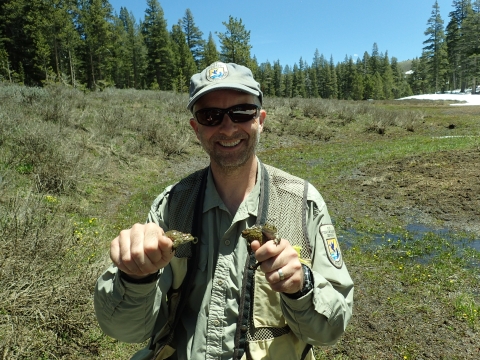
[110,223,175,279]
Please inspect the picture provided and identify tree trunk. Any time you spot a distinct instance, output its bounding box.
[68,49,75,87]
[54,37,60,81]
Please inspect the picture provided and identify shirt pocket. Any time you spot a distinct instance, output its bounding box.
[252,270,287,328]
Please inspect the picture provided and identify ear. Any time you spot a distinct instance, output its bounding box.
[257,109,266,132]
[190,118,200,139]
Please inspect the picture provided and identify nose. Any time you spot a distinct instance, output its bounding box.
[217,113,237,135]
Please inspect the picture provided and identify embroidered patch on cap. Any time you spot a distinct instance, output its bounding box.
[207,62,229,81]
[320,224,343,269]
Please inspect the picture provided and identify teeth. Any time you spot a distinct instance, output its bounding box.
[219,140,241,147]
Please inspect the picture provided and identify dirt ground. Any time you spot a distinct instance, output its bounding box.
[347,147,480,236]
[327,147,480,359]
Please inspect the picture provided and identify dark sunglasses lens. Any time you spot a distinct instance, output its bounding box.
[229,105,258,122]
[195,109,224,126]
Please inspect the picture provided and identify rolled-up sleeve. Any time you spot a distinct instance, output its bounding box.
[280,184,354,346]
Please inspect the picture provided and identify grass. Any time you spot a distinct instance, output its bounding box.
[0,83,478,359]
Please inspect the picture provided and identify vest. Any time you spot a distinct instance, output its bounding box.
[143,162,314,360]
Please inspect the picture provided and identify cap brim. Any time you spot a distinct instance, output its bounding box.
[187,83,260,111]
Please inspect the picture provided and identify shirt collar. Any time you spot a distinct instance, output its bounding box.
[202,159,261,217]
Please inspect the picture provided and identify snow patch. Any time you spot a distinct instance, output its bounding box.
[398,93,480,106]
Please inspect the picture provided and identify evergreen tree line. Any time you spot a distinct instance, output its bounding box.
[413,0,480,94]
[0,0,477,98]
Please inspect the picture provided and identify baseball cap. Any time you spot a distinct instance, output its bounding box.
[187,62,263,111]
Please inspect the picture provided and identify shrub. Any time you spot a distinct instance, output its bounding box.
[0,192,101,358]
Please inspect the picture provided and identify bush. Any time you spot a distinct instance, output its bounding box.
[0,192,101,358]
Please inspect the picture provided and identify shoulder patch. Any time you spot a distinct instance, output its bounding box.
[320,224,343,269]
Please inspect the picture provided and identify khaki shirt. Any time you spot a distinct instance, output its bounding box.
[94,163,354,360]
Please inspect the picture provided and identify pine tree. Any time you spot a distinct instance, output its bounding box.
[307,66,319,98]
[112,8,131,88]
[217,16,252,66]
[171,23,196,92]
[409,54,430,94]
[311,49,323,96]
[142,0,175,90]
[272,60,283,97]
[111,7,146,89]
[369,43,380,75]
[77,0,115,89]
[372,72,384,99]
[283,64,293,97]
[201,32,219,67]
[448,0,472,91]
[291,63,300,97]
[382,52,394,99]
[316,54,328,98]
[296,57,307,97]
[257,61,273,96]
[390,57,412,98]
[0,0,51,84]
[351,68,364,100]
[445,16,460,90]
[462,0,480,93]
[0,34,12,82]
[120,9,146,88]
[181,9,204,69]
[423,0,449,93]
[327,56,338,99]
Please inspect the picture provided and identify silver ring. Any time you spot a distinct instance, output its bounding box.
[277,268,285,281]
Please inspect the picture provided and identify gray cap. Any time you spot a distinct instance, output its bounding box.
[187,62,263,111]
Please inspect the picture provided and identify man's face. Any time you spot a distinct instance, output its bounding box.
[190,90,266,171]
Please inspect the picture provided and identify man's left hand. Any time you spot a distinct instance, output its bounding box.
[250,239,304,294]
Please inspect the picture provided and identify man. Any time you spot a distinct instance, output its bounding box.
[94,62,354,360]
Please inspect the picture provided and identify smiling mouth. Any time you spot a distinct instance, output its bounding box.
[219,139,241,147]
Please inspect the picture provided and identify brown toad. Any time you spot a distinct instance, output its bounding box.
[241,223,281,270]
[165,230,198,250]
[241,223,281,246]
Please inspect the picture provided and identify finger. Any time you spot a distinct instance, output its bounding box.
[130,223,171,275]
[144,233,174,269]
[266,262,304,293]
[254,239,287,264]
[117,226,142,275]
[264,261,300,283]
[110,236,121,266]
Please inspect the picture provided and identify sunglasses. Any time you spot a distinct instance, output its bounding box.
[194,103,260,126]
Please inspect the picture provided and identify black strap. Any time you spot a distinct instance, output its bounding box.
[149,167,208,352]
[300,344,313,360]
[233,162,270,359]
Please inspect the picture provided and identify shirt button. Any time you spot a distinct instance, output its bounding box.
[213,319,220,326]
[218,280,223,285]
[224,240,231,246]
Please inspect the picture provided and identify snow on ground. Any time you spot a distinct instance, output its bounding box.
[398,93,480,106]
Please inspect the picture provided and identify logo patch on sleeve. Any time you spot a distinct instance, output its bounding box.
[320,224,343,269]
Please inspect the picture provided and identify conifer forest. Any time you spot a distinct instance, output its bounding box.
[0,0,479,98]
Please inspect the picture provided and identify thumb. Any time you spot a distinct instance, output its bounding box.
[250,240,261,252]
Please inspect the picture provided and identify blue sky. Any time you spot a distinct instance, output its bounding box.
[109,0,454,67]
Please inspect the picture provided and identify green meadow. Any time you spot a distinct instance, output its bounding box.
[1,84,478,359]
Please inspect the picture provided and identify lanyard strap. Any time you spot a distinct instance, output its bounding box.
[233,162,269,359]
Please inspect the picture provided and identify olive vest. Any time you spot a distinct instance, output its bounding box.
[145,162,314,360]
